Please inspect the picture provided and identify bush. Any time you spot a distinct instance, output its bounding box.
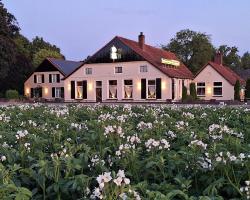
[246,78,250,99]
[182,86,187,101]
[234,80,240,101]
[5,90,19,99]
[190,83,197,99]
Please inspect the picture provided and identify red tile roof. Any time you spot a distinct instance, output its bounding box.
[196,61,246,86]
[63,35,194,80]
[117,36,194,79]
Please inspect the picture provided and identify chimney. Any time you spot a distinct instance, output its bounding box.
[138,32,145,50]
[214,51,223,65]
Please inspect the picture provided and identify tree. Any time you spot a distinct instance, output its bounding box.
[0,0,19,38]
[163,29,214,73]
[33,48,63,67]
[182,86,187,101]
[245,79,250,99]
[217,45,241,69]
[234,80,241,101]
[241,52,250,69]
[190,83,197,99]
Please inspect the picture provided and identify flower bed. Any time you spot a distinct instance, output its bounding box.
[0,104,250,199]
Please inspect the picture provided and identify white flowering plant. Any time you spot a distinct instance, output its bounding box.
[0,104,249,199]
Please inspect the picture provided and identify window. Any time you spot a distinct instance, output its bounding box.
[213,82,222,96]
[85,68,92,75]
[148,80,156,99]
[37,75,43,83]
[140,65,148,72]
[96,81,102,88]
[52,74,57,83]
[124,80,133,99]
[197,82,206,96]
[115,67,122,73]
[55,87,61,98]
[109,80,117,99]
[76,82,83,99]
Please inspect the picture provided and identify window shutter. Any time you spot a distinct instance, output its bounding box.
[42,74,45,83]
[39,88,43,97]
[52,87,55,98]
[31,88,34,98]
[141,79,146,99]
[57,74,60,83]
[71,81,75,99]
[82,80,87,99]
[61,87,64,98]
[34,75,37,83]
[49,74,52,83]
[156,78,162,99]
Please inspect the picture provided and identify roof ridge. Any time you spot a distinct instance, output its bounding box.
[117,36,175,56]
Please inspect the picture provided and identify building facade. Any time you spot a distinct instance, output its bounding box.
[194,53,246,100]
[24,58,82,100]
[63,33,193,102]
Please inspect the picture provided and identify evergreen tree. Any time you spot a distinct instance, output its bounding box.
[234,80,241,101]
[245,79,250,99]
[190,83,197,99]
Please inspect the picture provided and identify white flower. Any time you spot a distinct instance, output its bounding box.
[1,155,6,162]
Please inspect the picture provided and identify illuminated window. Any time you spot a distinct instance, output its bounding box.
[76,82,83,99]
[197,82,206,96]
[148,80,156,99]
[213,82,222,96]
[140,65,148,72]
[124,80,133,99]
[115,67,122,73]
[85,68,92,75]
[109,80,117,99]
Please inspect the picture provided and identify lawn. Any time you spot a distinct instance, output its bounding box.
[0,104,250,200]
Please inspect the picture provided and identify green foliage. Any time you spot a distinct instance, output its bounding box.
[190,83,197,99]
[0,1,64,95]
[245,78,250,99]
[5,89,19,99]
[241,52,250,69]
[218,45,241,70]
[33,48,63,67]
[182,86,188,101]
[163,29,214,73]
[0,104,250,199]
[234,80,241,101]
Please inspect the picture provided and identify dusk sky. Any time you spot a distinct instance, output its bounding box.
[3,0,250,61]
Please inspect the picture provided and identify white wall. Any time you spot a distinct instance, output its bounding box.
[24,71,64,99]
[64,61,186,102]
[194,64,234,100]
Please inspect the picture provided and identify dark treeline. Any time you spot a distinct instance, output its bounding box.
[0,0,64,96]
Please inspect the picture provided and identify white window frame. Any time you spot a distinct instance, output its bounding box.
[213,82,223,97]
[37,74,42,83]
[147,79,156,99]
[197,82,206,97]
[123,79,133,99]
[115,67,122,74]
[55,87,61,98]
[140,65,148,73]
[85,68,92,75]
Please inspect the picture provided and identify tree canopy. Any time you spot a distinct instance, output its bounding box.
[0,0,64,95]
[162,29,250,74]
[162,29,214,73]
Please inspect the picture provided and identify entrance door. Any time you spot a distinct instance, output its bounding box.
[96,81,102,102]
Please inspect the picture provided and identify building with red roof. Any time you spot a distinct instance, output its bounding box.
[194,52,246,100]
[63,33,194,102]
